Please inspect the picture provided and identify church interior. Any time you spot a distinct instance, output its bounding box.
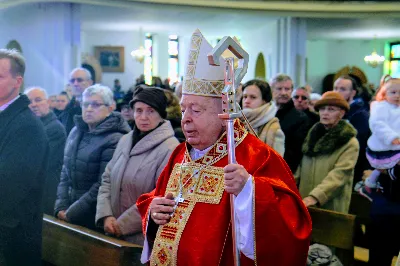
[1,0,400,265]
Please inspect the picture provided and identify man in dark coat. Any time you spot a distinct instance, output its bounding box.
[271,74,311,173]
[25,87,67,215]
[367,164,400,265]
[0,49,49,266]
[334,75,371,182]
[58,67,93,135]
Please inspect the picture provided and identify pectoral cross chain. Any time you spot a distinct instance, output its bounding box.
[175,192,184,204]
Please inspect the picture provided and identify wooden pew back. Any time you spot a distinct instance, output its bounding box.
[309,207,356,265]
[42,214,143,266]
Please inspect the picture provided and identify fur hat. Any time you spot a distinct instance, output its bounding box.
[314,91,350,112]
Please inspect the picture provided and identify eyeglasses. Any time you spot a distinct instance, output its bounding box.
[82,102,108,109]
[70,77,85,83]
[293,95,308,101]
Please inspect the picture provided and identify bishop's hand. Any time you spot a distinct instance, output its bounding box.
[149,193,175,225]
[224,164,249,196]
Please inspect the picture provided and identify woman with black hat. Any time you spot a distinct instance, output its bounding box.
[296,91,360,213]
[96,86,179,244]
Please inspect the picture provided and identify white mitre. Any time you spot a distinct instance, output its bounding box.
[182,29,225,97]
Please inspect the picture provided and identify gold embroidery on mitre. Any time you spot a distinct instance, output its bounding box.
[182,29,224,97]
[184,78,225,97]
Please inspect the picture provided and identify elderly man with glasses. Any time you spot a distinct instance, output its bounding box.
[58,68,93,134]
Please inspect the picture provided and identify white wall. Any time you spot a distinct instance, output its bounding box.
[306,39,387,93]
[82,22,279,90]
[81,30,143,90]
[0,3,80,95]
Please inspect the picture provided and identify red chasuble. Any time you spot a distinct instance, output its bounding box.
[137,121,311,266]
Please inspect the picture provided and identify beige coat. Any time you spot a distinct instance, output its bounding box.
[296,120,359,213]
[96,121,179,244]
[242,102,285,156]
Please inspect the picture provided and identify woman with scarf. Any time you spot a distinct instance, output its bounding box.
[96,86,179,244]
[297,91,359,213]
[241,79,285,156]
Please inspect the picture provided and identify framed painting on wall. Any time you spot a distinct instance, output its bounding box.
[94,46,125,72]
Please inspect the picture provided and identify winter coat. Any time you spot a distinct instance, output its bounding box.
[276,99,311,173]
[58,97,82,135]
[40,111,67,215]
[368,101,400,152]
[296,120,359,213]
[55,112,130,228]
[96,121,179,244]
[242,102,285,156]
[0,95,49,266]
[345,99,371,182]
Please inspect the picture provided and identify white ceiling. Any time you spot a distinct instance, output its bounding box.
[80,3,400,40]
[306,18,400,40]
[81,4,278,36]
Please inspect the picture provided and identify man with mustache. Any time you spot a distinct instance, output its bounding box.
[272,74,310,173]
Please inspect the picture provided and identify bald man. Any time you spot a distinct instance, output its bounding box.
[26,87,67,215]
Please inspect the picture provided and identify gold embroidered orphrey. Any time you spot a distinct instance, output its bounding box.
[150,121,248,266]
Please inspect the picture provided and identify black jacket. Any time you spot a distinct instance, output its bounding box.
[345,100,371,182]
[54,112,130,228]
[0,95,49,266]
[58,97,82,135]
[40,111,67,215]
[276,100,311,173]
[304,109,320,126]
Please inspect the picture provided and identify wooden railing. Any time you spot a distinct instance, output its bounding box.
[42,214,143,266]
[309,207,356,266]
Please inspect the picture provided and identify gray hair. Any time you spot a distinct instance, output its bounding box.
[70,67,92,80]
[0,49,25,77]
[83,84,114,106]
[270,73,293,89]
[24,86,48,99]
[291,87,310,98]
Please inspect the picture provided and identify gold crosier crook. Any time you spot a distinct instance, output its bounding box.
[207,37,249,266]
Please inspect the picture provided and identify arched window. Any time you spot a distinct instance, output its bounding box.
[144,34,153,85]
[389,42,400,78]
[168,35,179,85]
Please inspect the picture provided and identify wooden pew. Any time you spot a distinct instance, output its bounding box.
[42,214,143,266]
[309,207,356,266]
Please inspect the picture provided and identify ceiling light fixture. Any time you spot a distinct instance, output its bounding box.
[364,36,385,68]
[131,28,150,64]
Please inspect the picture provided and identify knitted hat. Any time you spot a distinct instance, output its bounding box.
[314,91,350,112]
[129,86,167,118]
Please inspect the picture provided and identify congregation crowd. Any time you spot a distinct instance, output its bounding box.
[1,40,399,266]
